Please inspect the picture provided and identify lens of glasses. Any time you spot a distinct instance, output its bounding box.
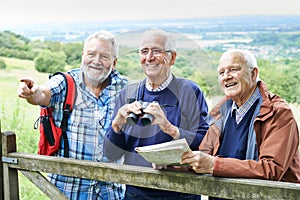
[139,48,169,57]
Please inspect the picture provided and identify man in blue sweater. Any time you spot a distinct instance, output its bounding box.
[104,28,209,200]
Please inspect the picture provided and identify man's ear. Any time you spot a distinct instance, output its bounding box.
[252,67,259,81]
[112,58,117,70]
[169,51,177,66]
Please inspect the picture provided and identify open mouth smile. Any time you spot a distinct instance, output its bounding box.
[225,82,237,88]
[146,64,158,68]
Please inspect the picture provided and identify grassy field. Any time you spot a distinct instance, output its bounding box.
[0,57,50,200]
[0,57,300,199]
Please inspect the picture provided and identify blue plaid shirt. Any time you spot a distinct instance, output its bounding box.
[46,69,128,200]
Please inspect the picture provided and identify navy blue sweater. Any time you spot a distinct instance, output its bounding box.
[104,76,209,197]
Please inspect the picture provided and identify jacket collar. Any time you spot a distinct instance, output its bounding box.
[209,81,275,123]
[255,81,274,121]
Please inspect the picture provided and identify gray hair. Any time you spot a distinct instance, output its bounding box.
[83,30,118,58]
[140,28,176,52]
[220,49,260,81]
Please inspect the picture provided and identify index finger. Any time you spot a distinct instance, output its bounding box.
[20,78,34,89]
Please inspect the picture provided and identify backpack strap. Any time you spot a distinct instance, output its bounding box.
[125,80,144,103]
[52,72,77,158]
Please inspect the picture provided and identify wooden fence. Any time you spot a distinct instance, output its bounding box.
[1,130,300,200]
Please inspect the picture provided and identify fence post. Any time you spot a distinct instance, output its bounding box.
[0,120,3,200]
[2,129,19,200]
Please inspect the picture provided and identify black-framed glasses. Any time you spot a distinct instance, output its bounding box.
[138,48,172,57]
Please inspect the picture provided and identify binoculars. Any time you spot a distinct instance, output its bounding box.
[126,101,154,126]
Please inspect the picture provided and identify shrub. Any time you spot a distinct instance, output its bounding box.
[34,50,66,73]
[0,58,7,69]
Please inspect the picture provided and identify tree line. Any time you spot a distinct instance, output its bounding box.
[0,30,299,104]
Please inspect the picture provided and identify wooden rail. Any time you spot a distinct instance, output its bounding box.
[1,131,300,200]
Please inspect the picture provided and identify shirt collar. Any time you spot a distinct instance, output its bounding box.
[145,73,173,92]
[231,86,261,123]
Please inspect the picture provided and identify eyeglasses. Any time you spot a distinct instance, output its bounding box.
[138,48,172,57]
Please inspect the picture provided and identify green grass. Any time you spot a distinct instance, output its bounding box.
[0,57,49,200]
[0,56,35,70]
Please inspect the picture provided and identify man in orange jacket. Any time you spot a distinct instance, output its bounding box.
[181,49,300,183]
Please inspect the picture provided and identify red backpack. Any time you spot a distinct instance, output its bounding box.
[34,72,76,157]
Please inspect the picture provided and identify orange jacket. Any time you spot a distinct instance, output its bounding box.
[200,81,300,183]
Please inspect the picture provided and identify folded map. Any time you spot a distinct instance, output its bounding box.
[135,138,191,165]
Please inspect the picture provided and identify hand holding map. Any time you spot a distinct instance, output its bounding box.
[135,138,191,165]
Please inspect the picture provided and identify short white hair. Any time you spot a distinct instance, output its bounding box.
[83,30,118,58]
[220,49,260,81]
[140,28,176,51]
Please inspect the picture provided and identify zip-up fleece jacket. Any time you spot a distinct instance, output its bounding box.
[200,81,300,183]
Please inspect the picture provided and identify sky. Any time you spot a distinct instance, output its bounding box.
[1,0,300,27]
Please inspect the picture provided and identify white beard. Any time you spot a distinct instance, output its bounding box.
[82,64,112,87]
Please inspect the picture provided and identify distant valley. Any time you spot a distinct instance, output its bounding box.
[2,15,300,60]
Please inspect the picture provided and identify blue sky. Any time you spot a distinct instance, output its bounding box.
[1,0,299,26]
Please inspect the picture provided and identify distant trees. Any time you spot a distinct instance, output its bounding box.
[251,33,300,48]
[0,31,85,73]
[258,58,300,104]
[0,31,30,49]
[0,58,6,69]
[0,31,36,60]
[0,30,300,104]
[63,42,83,68]
[116,46,142,79]
[32,40,83,73]
[34,50,66,73]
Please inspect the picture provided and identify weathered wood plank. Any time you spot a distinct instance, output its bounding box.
[2,132,19,200]
[0,123,4,199]
[6,152,300,200]
[0,121,3,200]
[20,170,68,200]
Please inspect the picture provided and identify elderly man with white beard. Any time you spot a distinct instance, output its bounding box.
[17,30,128,200]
